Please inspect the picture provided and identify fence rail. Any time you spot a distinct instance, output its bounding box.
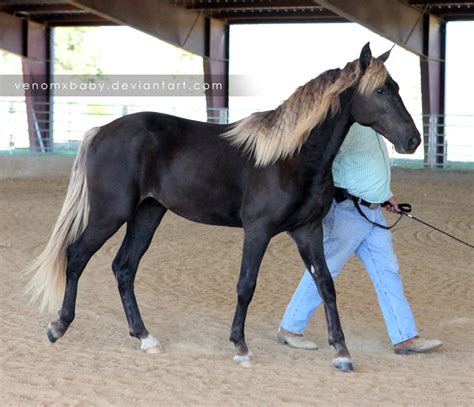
[1,99,472,168]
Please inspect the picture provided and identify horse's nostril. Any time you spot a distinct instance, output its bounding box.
[408,136,419,150]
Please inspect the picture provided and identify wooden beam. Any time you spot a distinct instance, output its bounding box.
[409,1,474,5]
[46,18,116,27]
[316,0,441,57]
[68,0,211,57]
[40,14,111,26]
[0,4,81,14]
[0,12,25,56]
[186,0,321,10]
[214,9,341,22]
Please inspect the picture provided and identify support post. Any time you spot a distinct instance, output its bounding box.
[203,18,229,123]
[22,20,53,152]
[0,12,25,57]
[420,15,446,168]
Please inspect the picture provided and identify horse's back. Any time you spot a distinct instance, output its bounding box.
[87,112,246,227]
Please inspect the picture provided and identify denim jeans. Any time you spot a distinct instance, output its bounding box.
[280,199,418,345]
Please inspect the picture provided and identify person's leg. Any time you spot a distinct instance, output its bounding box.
[355,207,418,345]
[279,200,370,335]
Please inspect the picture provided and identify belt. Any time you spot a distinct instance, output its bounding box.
[334,187,381,209]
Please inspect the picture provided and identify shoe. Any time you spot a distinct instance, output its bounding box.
[394,336,442,355]
[277,329,318,350]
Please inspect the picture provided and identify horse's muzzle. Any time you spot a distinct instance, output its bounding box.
[404,135,421,154]
[396,135,421,154]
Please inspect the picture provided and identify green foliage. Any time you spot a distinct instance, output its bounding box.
[54,27,104,76]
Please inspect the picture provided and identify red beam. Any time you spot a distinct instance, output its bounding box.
[0,4,81,13]
[213,9,340,21]
[0,12,24,56]
[22,20,53,151]
[40,14,111,25]
[203,18,228,122]
[420,14,446,167]
[185,0,321,10]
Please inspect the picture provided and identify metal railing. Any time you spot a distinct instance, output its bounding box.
[1,99,227,150]
[1,99,472,168]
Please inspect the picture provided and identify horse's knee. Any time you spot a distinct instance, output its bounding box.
[111,255,124,276]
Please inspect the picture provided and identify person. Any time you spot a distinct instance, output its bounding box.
[278,123,442,354]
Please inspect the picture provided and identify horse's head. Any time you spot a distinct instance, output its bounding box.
[351,43,421,154]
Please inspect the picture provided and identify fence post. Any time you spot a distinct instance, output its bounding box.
[428,114,438,168]
[218,107,228,124]
[438,117,447,168]
[8,101,15,153]
[427,114,448,168]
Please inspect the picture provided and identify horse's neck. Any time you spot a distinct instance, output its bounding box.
[300,97,354,178]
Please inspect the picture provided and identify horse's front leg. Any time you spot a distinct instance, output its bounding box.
[230,226,271,368]
[289,221,353,372]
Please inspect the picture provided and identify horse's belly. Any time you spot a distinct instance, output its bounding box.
[153,175,243,227]
[167,205,242,227]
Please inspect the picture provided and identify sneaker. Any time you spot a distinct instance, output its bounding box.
[394,336,442,355]
[276,328,318,350]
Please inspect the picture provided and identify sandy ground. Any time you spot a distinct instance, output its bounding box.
[1,156,473,406]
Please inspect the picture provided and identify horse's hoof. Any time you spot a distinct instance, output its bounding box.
[233,352,256,368]
[144,345,163,354]
[333,356,354,372]
[140,335,163,354]
[47,322,62,343]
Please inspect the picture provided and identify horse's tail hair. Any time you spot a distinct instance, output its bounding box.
[25,127,100,313]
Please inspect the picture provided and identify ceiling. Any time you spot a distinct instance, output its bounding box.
[0,1,472,27]
[0,1,113,26]
[178,1,474,23]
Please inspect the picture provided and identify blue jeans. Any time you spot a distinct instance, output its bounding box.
[280,199,418,345]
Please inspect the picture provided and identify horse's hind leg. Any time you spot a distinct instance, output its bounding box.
[112,199,167,354]
[47,214,127,342]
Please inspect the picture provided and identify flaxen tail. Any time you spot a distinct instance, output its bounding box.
[26,127,100,313]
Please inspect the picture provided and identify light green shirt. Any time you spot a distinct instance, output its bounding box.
[333,123,392,203]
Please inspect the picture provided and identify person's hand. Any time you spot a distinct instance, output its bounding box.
[385,196,400,213]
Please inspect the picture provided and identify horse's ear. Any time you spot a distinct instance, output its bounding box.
[377,48,392,63]
[359,42,372,73]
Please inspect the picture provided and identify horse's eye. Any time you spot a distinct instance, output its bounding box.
[376,88,385,95]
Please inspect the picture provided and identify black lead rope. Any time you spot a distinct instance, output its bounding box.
[352,197,474,249]
[351,196,407,230]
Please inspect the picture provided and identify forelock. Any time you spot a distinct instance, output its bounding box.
[357,58,388,97]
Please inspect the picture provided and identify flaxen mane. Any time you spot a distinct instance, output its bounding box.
[223,57,388,166]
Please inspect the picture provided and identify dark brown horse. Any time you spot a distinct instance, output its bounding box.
[27,43,420,372]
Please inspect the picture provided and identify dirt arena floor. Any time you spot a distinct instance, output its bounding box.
[1,156,473,406]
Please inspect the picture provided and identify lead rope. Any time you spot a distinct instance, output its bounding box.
[351,196,407,230]
[353,198,474,248]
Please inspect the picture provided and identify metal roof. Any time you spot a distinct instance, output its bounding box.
[0,1,114,26]
[178,1,474,23]
[0,1,472,27]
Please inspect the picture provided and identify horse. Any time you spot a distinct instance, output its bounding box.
[27,43,420,372]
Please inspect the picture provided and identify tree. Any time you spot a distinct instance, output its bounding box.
[54,27,104,75]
